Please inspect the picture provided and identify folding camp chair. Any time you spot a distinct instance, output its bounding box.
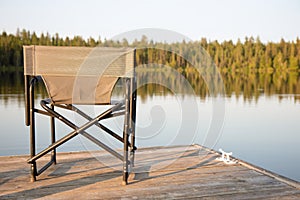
[23,45,137,185]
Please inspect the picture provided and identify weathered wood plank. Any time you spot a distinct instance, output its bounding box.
[0,145,299,199]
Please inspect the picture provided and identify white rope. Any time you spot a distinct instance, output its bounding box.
[216,148,238,164]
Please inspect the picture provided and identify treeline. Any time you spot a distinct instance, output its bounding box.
[0,29,300,72]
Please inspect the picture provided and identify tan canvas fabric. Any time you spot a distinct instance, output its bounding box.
[24,45,134,104]
[42,76,118,104]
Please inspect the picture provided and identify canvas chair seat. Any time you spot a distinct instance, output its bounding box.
[23,45,137,185]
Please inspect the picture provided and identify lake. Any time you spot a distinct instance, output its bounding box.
[0,69,300,183]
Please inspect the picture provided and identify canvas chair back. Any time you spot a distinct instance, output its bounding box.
[23,45,135,104]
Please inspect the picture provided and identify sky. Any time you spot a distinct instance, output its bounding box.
[0,0,299,43]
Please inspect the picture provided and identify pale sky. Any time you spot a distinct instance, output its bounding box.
[0,0,299,43]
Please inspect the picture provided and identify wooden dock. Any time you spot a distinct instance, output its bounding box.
[1,145,299,199]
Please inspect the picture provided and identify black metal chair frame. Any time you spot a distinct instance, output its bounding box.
[24,52,137,185]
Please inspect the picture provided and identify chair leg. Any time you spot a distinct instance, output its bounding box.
[122,78,131,185]
[50,104,56,164]
[29,78,37,182]
[122,131,129,186]
[130,76,137,167]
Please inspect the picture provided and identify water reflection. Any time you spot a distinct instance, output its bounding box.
[0,69,48,106]
[0,69,24,107]
[1,68,300,104]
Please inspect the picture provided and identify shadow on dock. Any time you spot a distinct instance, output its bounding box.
[1,145,299,199]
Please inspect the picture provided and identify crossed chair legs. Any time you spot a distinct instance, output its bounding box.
[27,77,137,185]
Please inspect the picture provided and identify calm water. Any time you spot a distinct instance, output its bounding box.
[0,70,300,182]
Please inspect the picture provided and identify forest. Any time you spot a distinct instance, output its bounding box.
[0,29,300,72]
